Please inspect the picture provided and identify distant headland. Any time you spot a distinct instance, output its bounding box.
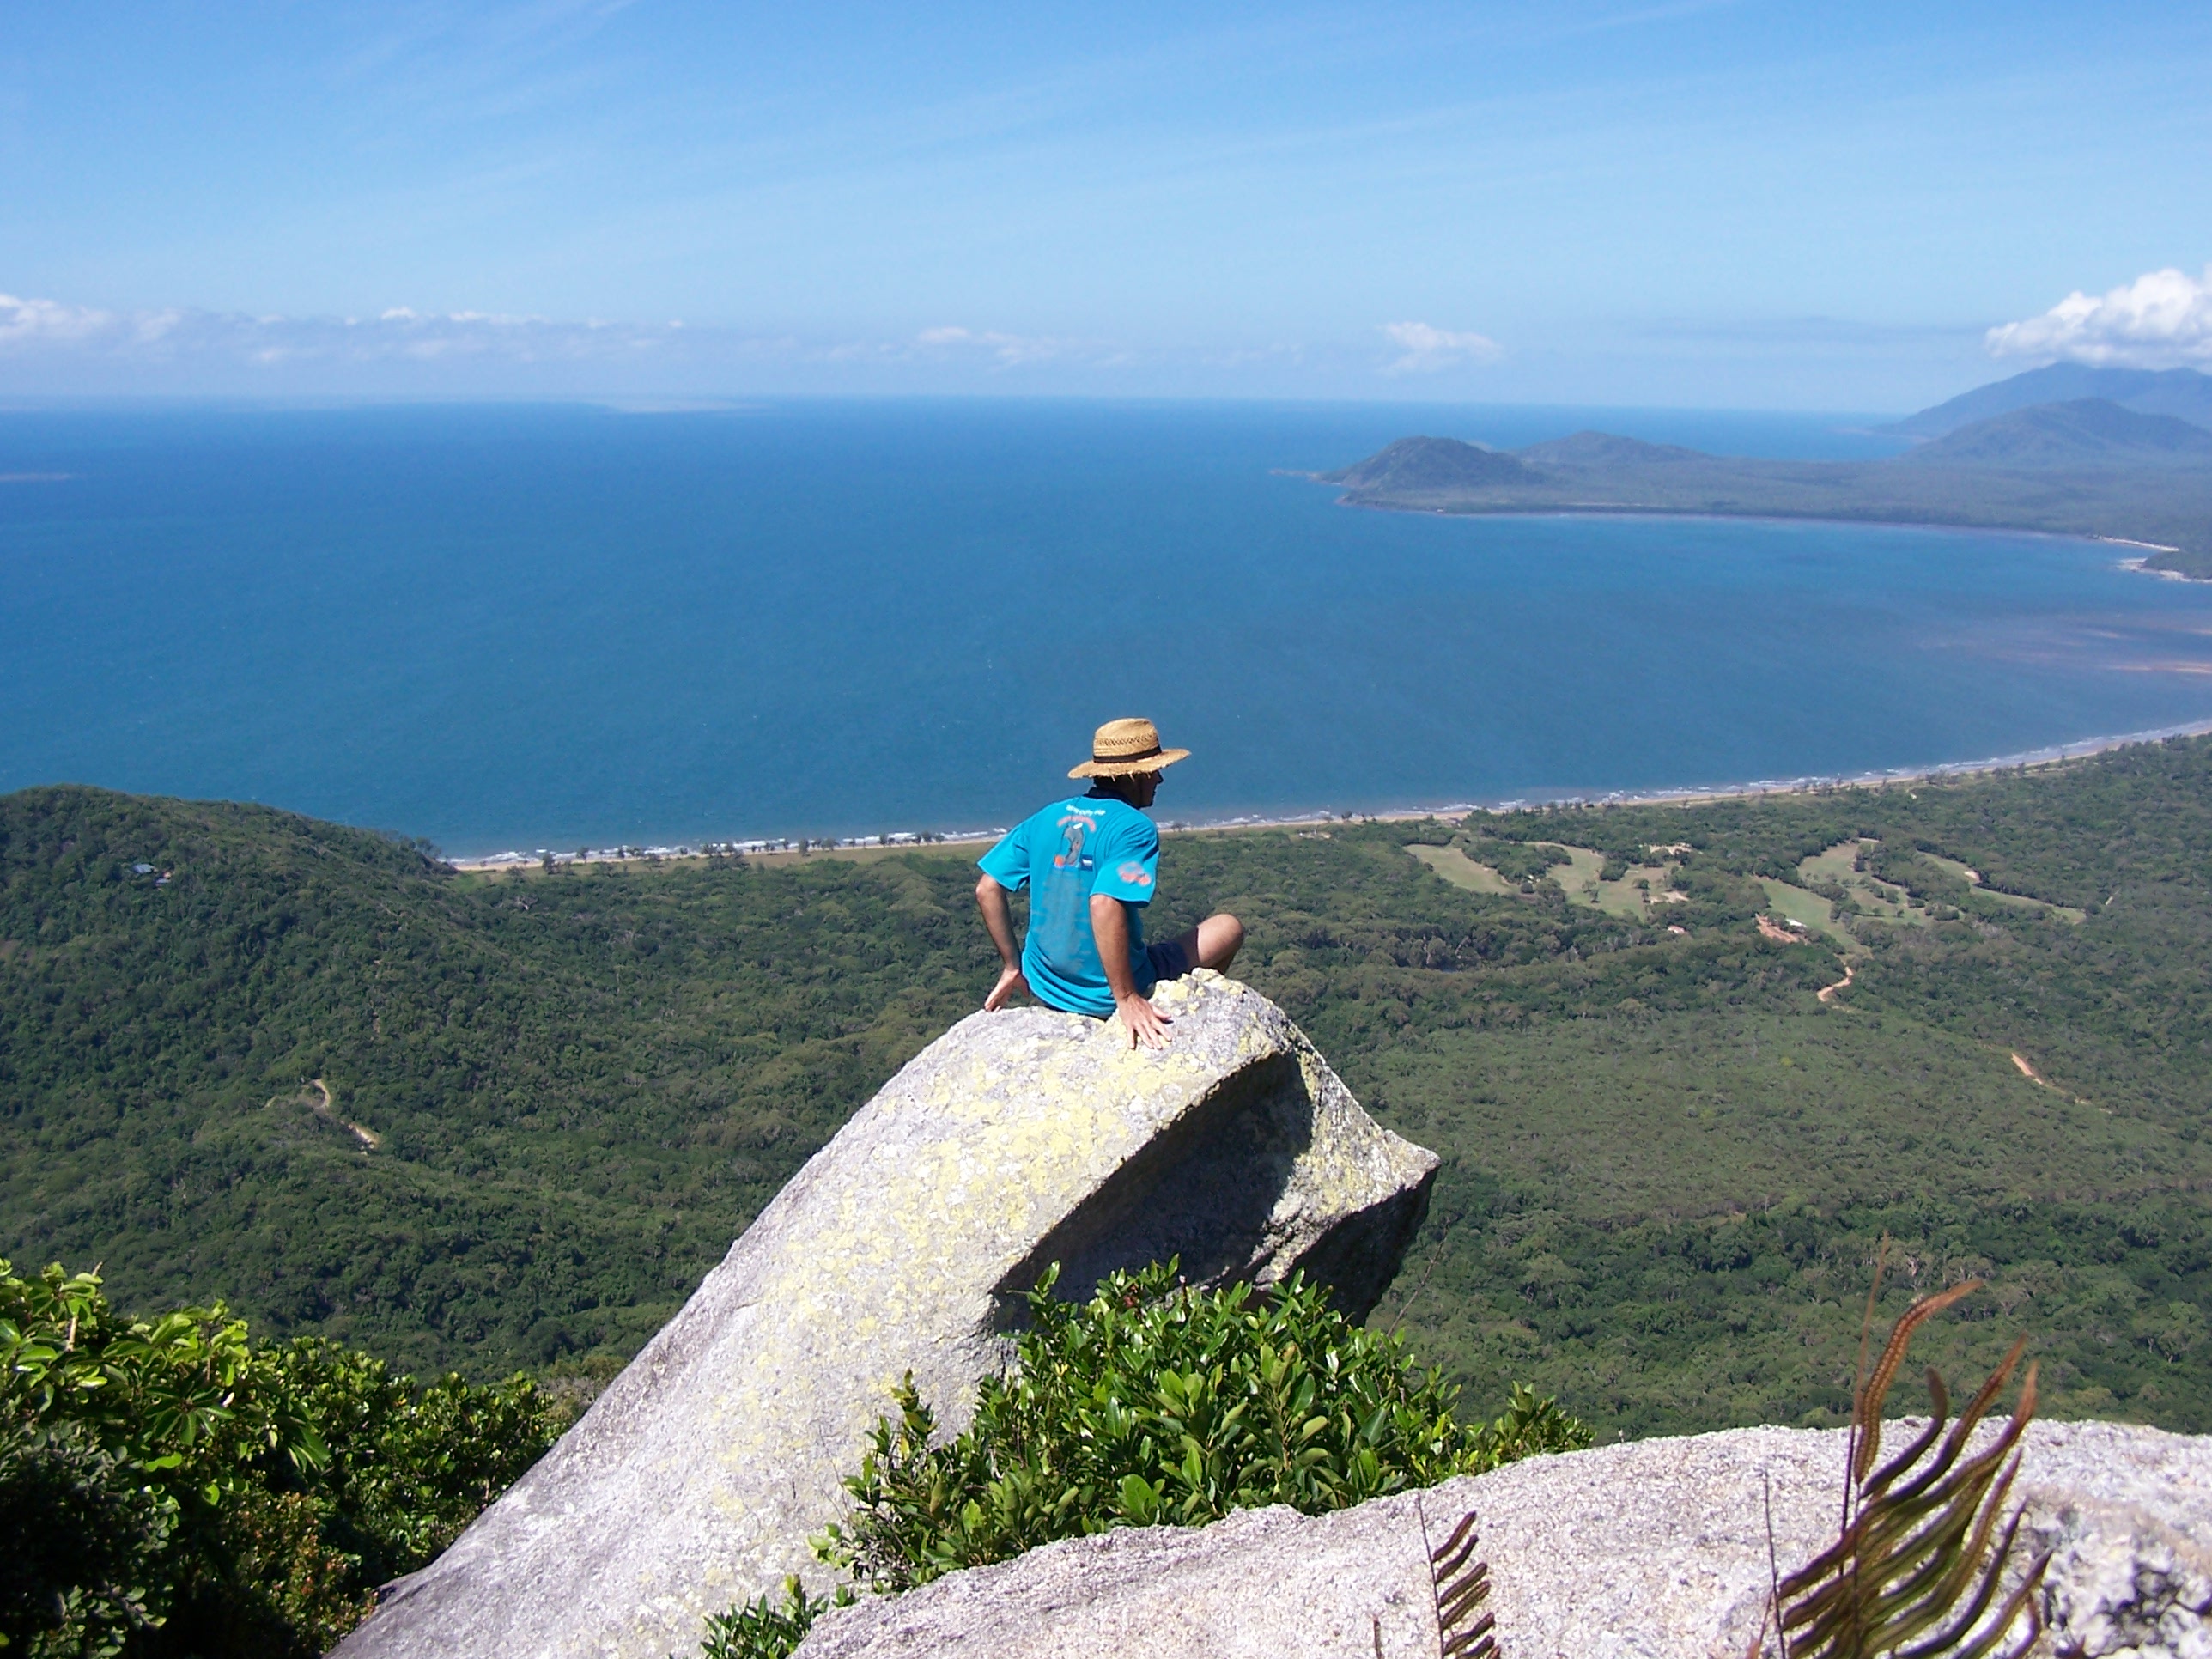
[1314,364,2212,580]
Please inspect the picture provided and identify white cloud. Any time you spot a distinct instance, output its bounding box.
[0,288,1517,396]
[1378,320,1500,374]
[0,292,121,346]
[913,325,1067,366]
[0,288,1155,392]
[1986,265,2212,368]
[0,292,692,368]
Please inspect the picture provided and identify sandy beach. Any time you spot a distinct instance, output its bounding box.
[449,711,2212,875]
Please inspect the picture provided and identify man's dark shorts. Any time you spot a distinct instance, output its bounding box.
[1144,932,1197,988]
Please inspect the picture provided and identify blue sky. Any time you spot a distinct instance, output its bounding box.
[3,2,2209,408]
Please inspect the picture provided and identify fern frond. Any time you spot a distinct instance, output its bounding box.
[1775,1281,2048,1659]
[1852,1280,1982,1483]
[1421,1506,1498,1659]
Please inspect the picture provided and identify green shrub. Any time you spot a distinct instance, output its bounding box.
[696,1577,852,1659]
[815,1262,1589,1595]
[0,1260,564,1658]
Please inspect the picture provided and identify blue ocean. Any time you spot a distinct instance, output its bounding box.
[5,399,2212,855]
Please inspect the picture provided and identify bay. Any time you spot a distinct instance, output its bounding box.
[3,398,2210,854]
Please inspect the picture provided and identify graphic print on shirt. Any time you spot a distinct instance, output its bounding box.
[974,797,1152,1018]
[1052,812,1097,872]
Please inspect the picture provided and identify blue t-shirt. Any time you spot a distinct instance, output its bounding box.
[978,794,1160,1018]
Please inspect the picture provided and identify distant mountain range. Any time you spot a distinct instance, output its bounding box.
[1314,368,2212,580]
[1883,364,2212,439]
[1904,398,2212,468]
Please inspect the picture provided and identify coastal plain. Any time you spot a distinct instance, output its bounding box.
[9,732,2212,1443]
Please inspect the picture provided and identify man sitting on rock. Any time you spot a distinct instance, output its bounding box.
[975,717,1244,1048]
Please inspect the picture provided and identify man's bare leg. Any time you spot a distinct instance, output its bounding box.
[1094,906,1249,1051]
[1170,912,1244,971]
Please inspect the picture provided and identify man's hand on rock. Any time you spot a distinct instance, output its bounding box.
[984,964,1030,1011]
[1115,991,1173,1049]
[975,876,1029,1011]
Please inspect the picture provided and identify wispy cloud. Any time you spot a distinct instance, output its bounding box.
[0,288,1179,393]
[827,325,1138,369]
[910,325,1073,366]
[1378,320,1501,374]
[1,293,137,346]
[1987,265,2212,368]
[0,292,692,367]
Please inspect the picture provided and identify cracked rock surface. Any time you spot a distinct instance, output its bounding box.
[795,1419,2212,1659]
[334,974,1437,1659]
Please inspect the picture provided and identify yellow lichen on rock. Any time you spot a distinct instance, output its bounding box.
[336,975,1437,1659]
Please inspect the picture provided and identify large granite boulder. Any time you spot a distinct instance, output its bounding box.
[334,973,1437,1659]
[793,1419,2212,1658]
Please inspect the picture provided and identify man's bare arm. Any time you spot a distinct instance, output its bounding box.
[975,874,1030,1010]
[1091,893,1170,1048]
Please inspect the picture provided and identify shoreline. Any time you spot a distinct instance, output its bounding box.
[2117,555,2195,584]
[1475,712,2212,811]
[448,714,2212,873]
[1326,495,2211,584]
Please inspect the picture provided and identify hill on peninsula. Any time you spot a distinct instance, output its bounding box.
[1314,372,2212,577]
[1904,397,2212,467]
[1881,362,2212,438]
[11,738,2212,1441]
[1317,435,1535,491]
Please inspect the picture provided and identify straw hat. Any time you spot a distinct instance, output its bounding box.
[1067,717,1192,779]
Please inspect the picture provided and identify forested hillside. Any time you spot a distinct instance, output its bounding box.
[0,788,994,1374]
[6,738,2212,1439]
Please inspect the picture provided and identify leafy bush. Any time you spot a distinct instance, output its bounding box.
[696,1578,851,1659]
[0,1260,564,1658]
[816,1263,1589,1595]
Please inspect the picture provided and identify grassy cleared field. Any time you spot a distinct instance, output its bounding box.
[1755,876,1856,944]
[1405,842,1517,895]
[1416,837,1690,922]
[1919,850,2088,922]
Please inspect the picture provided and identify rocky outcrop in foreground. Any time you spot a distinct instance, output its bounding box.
[335,974,1438,1659]
[794,1419,2212,1658]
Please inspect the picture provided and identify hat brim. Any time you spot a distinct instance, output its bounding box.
[1068,747,1190,780]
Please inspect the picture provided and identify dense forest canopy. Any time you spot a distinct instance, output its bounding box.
[5,735,2212,1437]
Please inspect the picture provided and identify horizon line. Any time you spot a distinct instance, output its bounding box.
[0,389,1922,417]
